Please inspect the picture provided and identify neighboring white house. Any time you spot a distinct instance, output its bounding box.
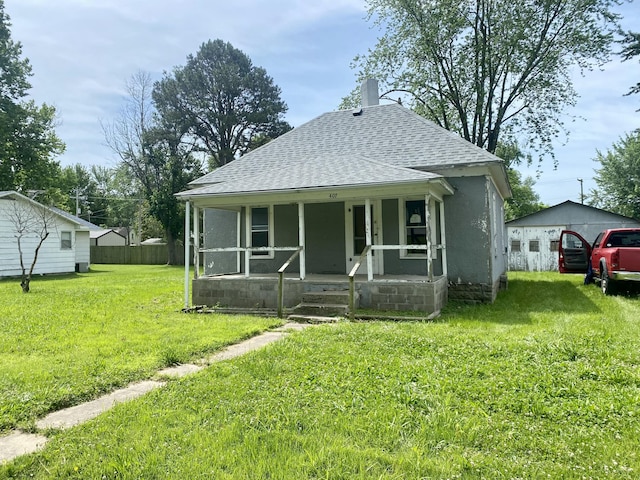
[90,229,127,246]
[0,191,91,277]
[507,200,640,271]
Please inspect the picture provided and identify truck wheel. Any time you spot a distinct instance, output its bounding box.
[601,265,616,295]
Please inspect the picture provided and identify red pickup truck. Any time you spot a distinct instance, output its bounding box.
[559,229,640,294]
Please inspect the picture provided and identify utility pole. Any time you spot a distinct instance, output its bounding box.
[577,178,584,204]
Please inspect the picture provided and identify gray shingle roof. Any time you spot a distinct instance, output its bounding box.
[181,154,443,196]
[189,103,503,195]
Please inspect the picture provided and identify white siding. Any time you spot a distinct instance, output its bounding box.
[76,231,90,265]
[0,198,79,277]
[508,226,565,271]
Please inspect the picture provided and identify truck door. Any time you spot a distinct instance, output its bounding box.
[559,230,591,273]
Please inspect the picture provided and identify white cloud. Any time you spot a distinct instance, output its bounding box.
[4,0,639,207]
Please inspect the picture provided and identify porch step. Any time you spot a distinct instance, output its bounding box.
[292,303,350,317]
[301,290,353,305]
[286,314,340,324]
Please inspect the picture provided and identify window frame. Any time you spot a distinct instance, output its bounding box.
[248,205,274,259]
[60,231,73,250]
[399,197,430,259]
[529,239,540,252]
[511,239,521,252]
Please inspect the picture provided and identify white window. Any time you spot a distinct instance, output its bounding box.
[250,206,273,258]
[400,198,428,258]
[61,231,72,250]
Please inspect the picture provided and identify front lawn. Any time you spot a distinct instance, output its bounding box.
[0,265,280,433]
[3,271,639,478]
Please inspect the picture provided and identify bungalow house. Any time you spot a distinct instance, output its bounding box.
[0,191,91,277]
[177,80,511,316]
[507,200,640,271]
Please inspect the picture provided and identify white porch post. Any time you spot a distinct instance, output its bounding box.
[244,206,251,277]
[365,198,373,281]
[193,205,200,279]
[425,194,433,281]
[439,200,447,277]
[298,202,306,280]
[183,200,190,309]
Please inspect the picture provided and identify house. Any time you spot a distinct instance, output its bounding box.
[506,200,640,271]
[90,229,127,246]
[0,191,91,277]
[176,80,511,315]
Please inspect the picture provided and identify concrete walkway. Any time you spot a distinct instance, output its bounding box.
[0,322,311,464]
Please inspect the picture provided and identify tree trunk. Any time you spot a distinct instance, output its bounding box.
[21,276,30,293]
[166,230,178,265]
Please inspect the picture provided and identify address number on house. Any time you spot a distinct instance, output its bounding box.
[329,193,338,199]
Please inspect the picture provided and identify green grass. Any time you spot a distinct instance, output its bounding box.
[0,265,280,433]
[2,272,640,478]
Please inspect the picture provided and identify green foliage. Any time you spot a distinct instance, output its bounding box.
[104,72,203,260]
[0,1,64,192]
[0,265,279,433]
[590,130,640,218]
[504,168,547,220]
[494,141,546,221]
[3,273,640,478]
[350,0,621,165]
[153,39,291,169]
[621,31,640,104]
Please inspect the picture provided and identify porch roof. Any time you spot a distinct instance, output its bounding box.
[177,153,451,200]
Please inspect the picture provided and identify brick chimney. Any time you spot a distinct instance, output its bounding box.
[361,78,379,107]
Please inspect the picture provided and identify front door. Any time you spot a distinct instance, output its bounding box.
[345,201,382,274]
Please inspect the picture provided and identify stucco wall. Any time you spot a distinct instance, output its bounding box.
[304,202,346,274]
[231,202,346,275]
[444,176,492,284]
[443,176,507,302]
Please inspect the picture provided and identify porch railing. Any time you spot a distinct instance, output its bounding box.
[196,246,303,278]
[348,245,371,321]
[277,247,303,318]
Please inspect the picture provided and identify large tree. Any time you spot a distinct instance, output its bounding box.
[621,31,640,104]
[589,130,640,219]
[103,71,202,264]
[494,141,547,220]
[0,0,64,192]
[350,0,621,164]
[153,39,291,169]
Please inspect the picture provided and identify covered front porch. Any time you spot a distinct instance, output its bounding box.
[181,179,454,317]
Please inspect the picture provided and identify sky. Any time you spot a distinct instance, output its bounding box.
[4,0,640,206]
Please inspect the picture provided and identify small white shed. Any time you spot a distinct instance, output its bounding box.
[0,191,91,276]
[90,229,127,246]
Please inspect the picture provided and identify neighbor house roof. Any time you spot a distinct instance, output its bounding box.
[49,206,102,230]
[0,191,90,230]
[180,103,508,199]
